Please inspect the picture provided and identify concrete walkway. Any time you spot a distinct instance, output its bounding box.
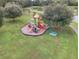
[70,16,78,34]
[69,25,78,34]
[72,16,78,23]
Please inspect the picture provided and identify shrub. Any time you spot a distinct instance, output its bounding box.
[43,4,73,31]
[0,7,4,27]
[4,2,22,21]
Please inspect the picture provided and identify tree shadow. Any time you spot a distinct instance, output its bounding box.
[7,18,23,24]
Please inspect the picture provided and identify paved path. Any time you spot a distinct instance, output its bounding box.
[70,16,78,34]
[69,25,78,34]
[72,16,78,23]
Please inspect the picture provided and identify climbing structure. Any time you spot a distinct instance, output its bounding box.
[21,12,48,36]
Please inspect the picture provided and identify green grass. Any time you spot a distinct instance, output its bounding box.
[0,6,78,59]
[0,15,77,59]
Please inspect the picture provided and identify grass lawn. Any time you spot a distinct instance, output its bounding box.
[0,14,77,59]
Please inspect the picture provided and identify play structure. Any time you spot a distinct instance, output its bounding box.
[21,12,48,36]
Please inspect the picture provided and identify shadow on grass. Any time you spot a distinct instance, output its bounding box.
[6,19,23,24]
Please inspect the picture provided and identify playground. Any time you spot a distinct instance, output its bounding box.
[0,7,77,59]
[0,0,78,58]
[21,12,48,36]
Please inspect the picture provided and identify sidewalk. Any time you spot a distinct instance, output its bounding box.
[69,25,78,34]
[70,16,78,34]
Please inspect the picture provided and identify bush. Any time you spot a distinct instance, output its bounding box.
[0,7,4,27]
[43,4,73,31]
[4,2,22,21]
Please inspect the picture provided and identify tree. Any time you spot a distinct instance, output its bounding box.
[32,0,40,6]
[4,2,22,22]
[0,7,4,27]
[67,0,78,6]
[62,0,78,6]
[40,0,53,6]
[43,4,73,31]
[0,0,14,7]
[14,0,32,7]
